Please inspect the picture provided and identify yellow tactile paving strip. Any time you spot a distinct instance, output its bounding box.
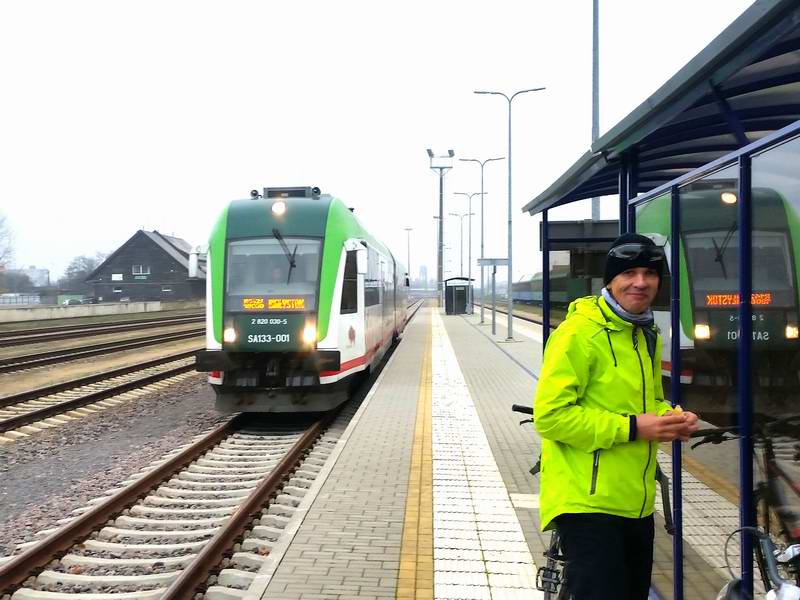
[397,324,434,600]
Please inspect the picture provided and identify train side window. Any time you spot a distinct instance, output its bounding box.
[365,284,380,306]
[341,251,358,314]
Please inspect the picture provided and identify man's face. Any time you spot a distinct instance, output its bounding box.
[607,267,659,314]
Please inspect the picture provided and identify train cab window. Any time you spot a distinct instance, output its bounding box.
[225,237,322,308]
[341,251,358,314]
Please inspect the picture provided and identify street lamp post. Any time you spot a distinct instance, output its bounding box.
[454,192,484,311]
[427,149,455,306]
[475,87,545,340]
[459,157,504,323]
[448,212,474,277]
[404,227,412,284]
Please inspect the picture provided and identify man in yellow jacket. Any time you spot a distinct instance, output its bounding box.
[534,233,699,600]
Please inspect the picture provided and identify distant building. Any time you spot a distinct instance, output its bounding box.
[86,230,206,302]
[5,266,50,287]
[418,265,428,289]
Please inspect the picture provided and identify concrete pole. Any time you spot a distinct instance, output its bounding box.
[591,0,601,221]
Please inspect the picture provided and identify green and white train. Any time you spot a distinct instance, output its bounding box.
[196,187,411,412]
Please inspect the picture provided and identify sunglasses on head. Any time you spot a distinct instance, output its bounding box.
[607,243,665,262]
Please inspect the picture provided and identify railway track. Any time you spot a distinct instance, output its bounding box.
[0,315,205,348]
[0,329,204,374]
[473,302,556,329]
[0,350,201,437]
[0,411,342,599]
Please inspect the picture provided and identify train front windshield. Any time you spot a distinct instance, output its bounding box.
[684,230,794,303]
[226,238,322,308]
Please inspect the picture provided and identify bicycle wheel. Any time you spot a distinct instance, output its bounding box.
[756,487,800,587]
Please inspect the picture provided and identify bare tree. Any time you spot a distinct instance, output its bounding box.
[0,214,13,268]
[58,252,108,292]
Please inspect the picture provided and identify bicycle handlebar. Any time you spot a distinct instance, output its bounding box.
[512,404,533,416]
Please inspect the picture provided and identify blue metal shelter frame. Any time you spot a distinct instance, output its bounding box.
[526,2,800,596]
[539,119,800,598]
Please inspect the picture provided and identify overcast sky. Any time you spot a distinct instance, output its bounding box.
[0,0,755,283]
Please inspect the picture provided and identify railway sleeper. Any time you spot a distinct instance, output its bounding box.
[97,526,220,541]
[129,504,235,517]
[217,568,257,590]
[166,477,261,489]
[229,551,269,570]
[141,495,243,507]
[11,587,166,600]
[35,568,179,588]
[186,464,276,475]
[113,515,228,529]
[60,553,195,568]
[81,538,207,553]
[205,586,247,600]
[155,485,255,499]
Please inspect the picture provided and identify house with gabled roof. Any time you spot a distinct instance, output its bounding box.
[86,230,206,302]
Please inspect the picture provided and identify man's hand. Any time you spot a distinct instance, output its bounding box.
[637,412,699,442]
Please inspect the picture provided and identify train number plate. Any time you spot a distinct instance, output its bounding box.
[232,313,305,351]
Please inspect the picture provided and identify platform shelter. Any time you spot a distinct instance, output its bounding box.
[523,1,800,597]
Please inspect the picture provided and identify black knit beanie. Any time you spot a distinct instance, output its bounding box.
[603,233,664,286]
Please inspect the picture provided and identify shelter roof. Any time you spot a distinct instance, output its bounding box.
[523,0,800,215]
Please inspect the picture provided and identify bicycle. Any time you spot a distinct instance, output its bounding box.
[691,416,800,597]
[511,403,676,600]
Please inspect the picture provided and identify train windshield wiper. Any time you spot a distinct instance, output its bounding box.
[712,222,737,278]
[272,228,297,284]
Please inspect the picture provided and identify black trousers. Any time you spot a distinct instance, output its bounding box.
[554,512,654,600]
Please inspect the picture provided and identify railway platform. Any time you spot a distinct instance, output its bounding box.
[233,305,740,600]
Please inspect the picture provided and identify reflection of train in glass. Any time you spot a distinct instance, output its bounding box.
[636,182,800,388]
[195,187,411,413]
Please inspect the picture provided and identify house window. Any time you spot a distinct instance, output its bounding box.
[162,286,172,292]
[132,265,150,275]
[113,287,123,293]
[111,273,123,281]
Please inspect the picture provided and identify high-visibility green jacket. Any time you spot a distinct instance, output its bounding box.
[534,295,672,531]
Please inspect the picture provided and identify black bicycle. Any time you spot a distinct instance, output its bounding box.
[691,416,800,596]
[512,404,675,600]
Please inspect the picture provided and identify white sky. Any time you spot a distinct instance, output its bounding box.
[0,0,755,282]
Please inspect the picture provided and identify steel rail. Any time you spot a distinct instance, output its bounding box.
[161,415,333,599]
[473,302,557,329]
[0,415,244,595]
[0,328,204,373]
[0,315,204,347]
[0,349,200,409]
[0,360,197,433]
[0,312,204,338]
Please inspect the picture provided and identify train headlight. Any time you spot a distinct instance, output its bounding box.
[694,323,711,340]
[223,327,237,343]
[302,324,317,344]
[272,201,287,216]
[720,192,737,205]
[786,325,799,340]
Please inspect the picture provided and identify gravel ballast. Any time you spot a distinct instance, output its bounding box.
[0,373,228,556]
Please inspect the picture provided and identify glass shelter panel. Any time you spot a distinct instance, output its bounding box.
[635,192,680,599]
[751,134,800,590]
[680,165,743,598]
